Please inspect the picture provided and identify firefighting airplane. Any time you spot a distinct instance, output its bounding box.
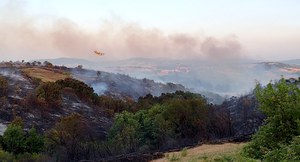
[94,50,105,56]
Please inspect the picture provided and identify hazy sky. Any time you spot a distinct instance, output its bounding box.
[0,0,300,61]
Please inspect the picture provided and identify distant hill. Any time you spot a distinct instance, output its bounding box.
[281,59,300,66]
[34,57,98,68]
[33,57,226,103]
[33,57,300,98]
[71,68,189,100]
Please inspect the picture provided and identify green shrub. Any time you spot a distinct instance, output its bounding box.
[0,150,13,161]
[263,135,300,161]
[36,82,61,103]
[283,135,300,161]
[25,128,44,154]
[107,111,141,154]
[1,124,26,155]
[168,153,180,161]
[0,118,44,156]
[243,79,300,160]
[181,147,188,157]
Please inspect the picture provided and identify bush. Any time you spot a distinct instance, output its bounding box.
[1,123,44,155]
[108,111,141,154]
[243,79,300,160]
[0,76,8,97]
[25,128,44,154]
[0,150,13,161]
[0,117,44,156]
[181,148,188,157]
[56,78,95,102]
[36,82,62,108]
[1,124,26,155]
[283,135,300,161]
[46,113,90,161]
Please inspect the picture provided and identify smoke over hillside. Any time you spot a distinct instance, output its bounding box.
[2,1,299,99]
[39,57,300,98]
[0,1,242,62]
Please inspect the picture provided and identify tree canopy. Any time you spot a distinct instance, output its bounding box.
[243,79,300,161]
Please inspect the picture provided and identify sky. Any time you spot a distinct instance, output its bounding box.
[0,0,300,61]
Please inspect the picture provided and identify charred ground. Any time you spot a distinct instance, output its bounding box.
[0,60,266,161]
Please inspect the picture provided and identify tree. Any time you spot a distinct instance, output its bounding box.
[25,128,44,154]
[0,76,8,97]
[1,118,44,155]
[46,113,89,161]
[161,98,209,140]
[97,71,101,78]
[77,65,83,70]
[36,82,62,109]
[1,117,25,155]
[107,92,215,153]
[1,124,26,155]
[243,79,300,160]
[36,82,61,102]
[108,111,140,154]
[43,61,53,68]
[56,78,95,102]
[135,109,160,150]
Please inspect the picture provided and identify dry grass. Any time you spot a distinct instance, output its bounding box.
[22,67,69,82]
[152,143,248,162]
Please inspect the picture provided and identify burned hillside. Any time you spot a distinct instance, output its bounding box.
[0,61,190,135]
[0,61,268,161]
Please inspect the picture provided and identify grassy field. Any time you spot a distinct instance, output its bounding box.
[22,67,69,82]
[152,142,258,162]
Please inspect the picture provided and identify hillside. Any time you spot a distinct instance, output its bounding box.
[71,68,188,100]
[0,66,111,139]
[0,60,267,161]
[0,61,266,137]
[40,57,300,96]
[282,59,300,66]
[0,61,190,134]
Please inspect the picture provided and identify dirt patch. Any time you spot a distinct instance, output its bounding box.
[22,67,68,82]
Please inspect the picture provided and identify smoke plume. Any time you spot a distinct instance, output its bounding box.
[0,1,242,61]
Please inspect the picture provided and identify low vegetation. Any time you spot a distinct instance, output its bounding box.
[152,143,255,162]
